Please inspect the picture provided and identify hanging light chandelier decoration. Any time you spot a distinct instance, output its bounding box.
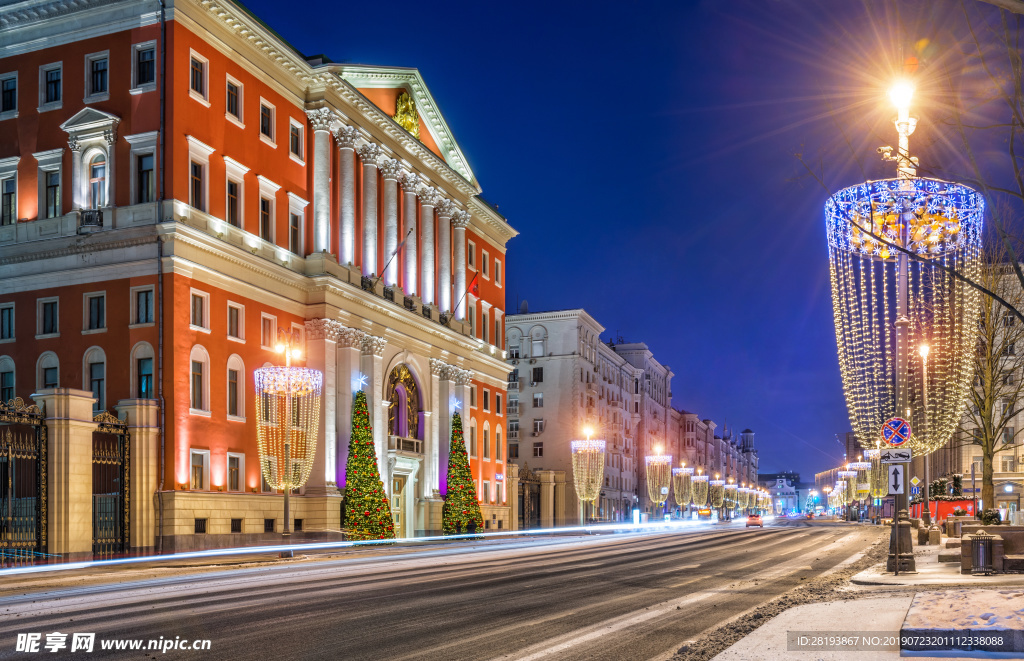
[672,466,693,508]
[645,452,672,510]
[849,461,872,502]
[838,471,858,506]
[255,328,323,545]
[570,437,606,524]
[692,473,709,507]
[709,479,725,509]
[867,449,888,500]
[825,80,983,456]
[724,483,738,509]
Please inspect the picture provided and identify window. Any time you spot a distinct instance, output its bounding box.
[226,80,241,121]
[533,442,543,457]
[483,481,490,502]
[532,367,543,383]
[40,64,61,107]
[137,357,153,398]
[85,293,105,331]
[483,427,490,459]
[227,453,244,492]
[509,443,519,459]
[2,178,15,225]
[227,304,244,341]
[133,288,153,325]
[227,354,244,419]
[532,338,545,358]
[42,365,58,389]
[89,361,105,411]
[289,213,301,254]
[469,422,477,457]
[88,154,106,209]
[44,171,60,218]
[495,259,502,287]
[508,419,519,440]
[1005,343,1016,357]
[1005,314,1016,327]
[533,419,544,434]
[289,121,303,159]
[227,180,240,226]
[0,367,13,402]
[470,385,477,409]
[190,450,209,490]
[1003,427,1015,445]
[496,393,503,415]
[191,359,205,411]
[260,101,275,142]
[0,305,11,341]
[482,309,489,343]
[1002,455,1016,472]
[482,250,489,278]
[133,43,156,90]
[136,154,154,203]
[0,74,16,115]
[39,299,58,336]
[264,518,275,532]
[973,455,983,473]
[189,54,206,100]
[467,240,476,269]
[190,291,209,330]
[496,428,502,461]
[190,161,204,211]
[260,197,272,241]
[533,392,543,408]
[86,52,108,98]
[483,389,490,412]
[261,314,276,349]
[509,343,520,359]
[231,518,242,533]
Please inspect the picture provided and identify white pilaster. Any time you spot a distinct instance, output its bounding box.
[336,327,365,488]
[437,199,453,313]
[335,126,358,266]
[306,108,333,255]
[418,186,438,305]
[380,158,400,286]
[68,137,83,210]
[452,210,470,320]
[400,172,419,295]
[104,129,117,207]
[304,319,341,493]
[358,143,380,276]
[361,334,388,479]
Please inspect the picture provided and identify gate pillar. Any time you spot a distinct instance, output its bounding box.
[116,399,158,554]
[34,388,97,560]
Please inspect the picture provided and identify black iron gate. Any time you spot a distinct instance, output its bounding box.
[517,464,540,530]
[92,411,129,557]
[0,399,46,567]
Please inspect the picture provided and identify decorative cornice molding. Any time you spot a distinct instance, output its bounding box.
[304,318,343,341]
[378,157,401,181]
[361,334,387,357]
[305,107,333,133]
[357,142,380,165]
[334,125,358,149]
[0,234,154,266]
[0,0,123,29]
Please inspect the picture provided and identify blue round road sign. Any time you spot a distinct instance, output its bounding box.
[882,417,912,446]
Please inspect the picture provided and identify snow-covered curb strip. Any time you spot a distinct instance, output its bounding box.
[901,590,1024,655]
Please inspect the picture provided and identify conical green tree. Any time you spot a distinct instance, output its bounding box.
[442,412,484,534]
[343,390,396,540]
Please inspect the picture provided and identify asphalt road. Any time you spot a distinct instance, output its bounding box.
[0,521,880,661]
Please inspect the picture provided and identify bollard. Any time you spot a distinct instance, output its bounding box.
[928,525,941,546]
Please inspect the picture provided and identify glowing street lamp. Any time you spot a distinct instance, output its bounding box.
[255,328,323,553]
[571,425,606,526]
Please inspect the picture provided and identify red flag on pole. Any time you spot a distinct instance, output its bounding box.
[468,271,480,296]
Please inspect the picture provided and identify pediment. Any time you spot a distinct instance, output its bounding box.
[60,107,120,135]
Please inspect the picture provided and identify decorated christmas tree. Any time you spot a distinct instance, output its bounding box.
[442,412,484,534]
[343,391,396,540]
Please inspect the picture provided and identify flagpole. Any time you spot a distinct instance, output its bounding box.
[373,227,414,286]
[450,271,479,326]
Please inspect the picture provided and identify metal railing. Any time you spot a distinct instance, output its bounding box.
[361,275,375,293]
[80,209,103,228]
[388,435,423,455]
[383,286,395,302]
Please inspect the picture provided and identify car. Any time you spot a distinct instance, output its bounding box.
[806,512,814,519]
[746,514,763,528]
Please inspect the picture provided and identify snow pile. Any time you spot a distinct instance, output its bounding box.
[903,590,1024,631]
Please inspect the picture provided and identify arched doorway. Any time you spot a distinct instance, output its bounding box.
[385,364,423,538]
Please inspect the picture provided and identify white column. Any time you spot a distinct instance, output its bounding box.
[104,129,117,207]
[336,327,365,488]
[452,210,470,320]
[68,137,83,210]
[357,143,380,276]
[418,186,438,306]
[428,358,445,495]
[400,172,418,295]
[335,126,358,265]
[361,334,388,479]
[306,108,333,255]
[379,158,400,286]
[437,199,453,313]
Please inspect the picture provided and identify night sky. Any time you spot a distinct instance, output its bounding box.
[239,0,1003,481]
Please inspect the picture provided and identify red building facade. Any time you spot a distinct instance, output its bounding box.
[0,0,515,555]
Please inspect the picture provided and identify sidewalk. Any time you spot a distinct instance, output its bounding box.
[852,541,1024,587]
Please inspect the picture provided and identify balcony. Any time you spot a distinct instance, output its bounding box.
[388,435,423,456]
[507,402,520,416]
[507,380,519,391]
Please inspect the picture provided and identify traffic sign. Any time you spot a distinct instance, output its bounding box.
[880,448,912,463]
[888,465,905,495]
[882,417,912,446]
[910,476,920,487]
[911,486,920,495]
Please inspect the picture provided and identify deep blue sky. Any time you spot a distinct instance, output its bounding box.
[241,0,994,480]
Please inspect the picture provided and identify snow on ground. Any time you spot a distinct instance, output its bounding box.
[904,590,1024,630]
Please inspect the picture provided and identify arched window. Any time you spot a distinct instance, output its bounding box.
[189,345,210,414]
[483,422,490,460]
[130,342,154,399]
[36,351,59,390]
[385,364,420,439]
[0,355,14,402]
[496,427,503,462]
[469,419,477,457]
[83,346,106,411]
[227,354,245,420]
[89,153,106,209]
